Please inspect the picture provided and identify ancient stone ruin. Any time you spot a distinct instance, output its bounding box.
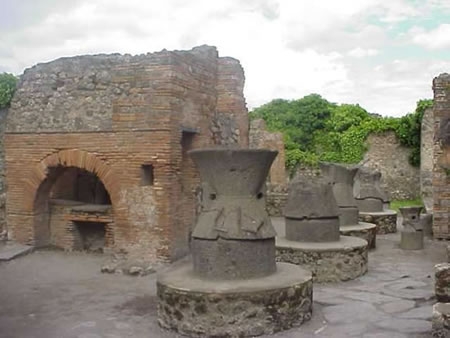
[432,74,450,239]
[355,167,397,234]
[319,162,377,249]
[399,206,424,250]
[275,178,368,282]
[4,46,249,264]
[157,149,312,337]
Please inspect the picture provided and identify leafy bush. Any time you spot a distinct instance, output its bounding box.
[250,95,432,170]
[0,73,18,108]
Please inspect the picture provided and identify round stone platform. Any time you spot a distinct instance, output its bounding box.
[157,262,313,337]
[276,235,368,283]
[358,210,397,234]
[340,222,377,249]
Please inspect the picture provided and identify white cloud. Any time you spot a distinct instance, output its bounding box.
[348,47,379,58]
[411,24,450,49]
[0,0,448,117]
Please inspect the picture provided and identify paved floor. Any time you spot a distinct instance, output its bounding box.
[0,220,447,338]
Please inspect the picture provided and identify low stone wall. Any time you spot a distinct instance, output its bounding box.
[362,132,420,200]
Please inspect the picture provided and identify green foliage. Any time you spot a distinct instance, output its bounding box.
[394,99,433,166]
[250,95,432,171]
[0,73,17,108]
[390,198,424,212]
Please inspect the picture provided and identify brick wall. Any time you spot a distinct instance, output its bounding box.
[432,73,450,239]
[249,119,286,186]
[5,46,249,262]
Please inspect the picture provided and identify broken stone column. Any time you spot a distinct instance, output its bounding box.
[276,178,368,282]
[435,263,450,302]
[399,206,424,250]
[355,167,398,234]
[320,162,377,249]
[157,149,313,337]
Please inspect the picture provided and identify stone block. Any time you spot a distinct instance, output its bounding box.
[435,263,450,302]
[432,303,450,338]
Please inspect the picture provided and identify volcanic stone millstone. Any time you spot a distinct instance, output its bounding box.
[157,266,313,337]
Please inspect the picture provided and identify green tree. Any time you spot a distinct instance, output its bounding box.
[0,73,18,108]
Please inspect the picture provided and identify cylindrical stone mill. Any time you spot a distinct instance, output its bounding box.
[320,162,359,225]
[276,178,369,282]
[157,149,313,337]
[189,149,277,280]
[354,167,398,234]
[354,168,385,212]
[319,162,377,249]
[399,206,424,250]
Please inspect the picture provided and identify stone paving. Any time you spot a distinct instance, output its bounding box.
[0,218,448,338]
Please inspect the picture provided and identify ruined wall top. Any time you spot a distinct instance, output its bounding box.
[6,45,247,135]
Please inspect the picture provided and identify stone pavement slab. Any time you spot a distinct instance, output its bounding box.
[0,241,33,261]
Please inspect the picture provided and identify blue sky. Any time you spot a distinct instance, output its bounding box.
[1,0,449,117]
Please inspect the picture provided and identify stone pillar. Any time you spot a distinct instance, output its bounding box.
[432,73,450,239]
[421,107,434,213]
[432,303,450,338]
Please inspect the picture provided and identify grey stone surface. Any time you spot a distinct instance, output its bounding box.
[284,179,339,219]
[359,210,397,234]
[191,237,276,280]
[284,178,340,242]
[380,300,416,314]
[157,262,313,337]
[375,318,430,333]
[0,241,33,261]
[399,305,433,320]
[323,302,385,324]
[421,108,434,213]
[399,206,423,230]
[432,303,450,338]
[400,229,424,250]
[0,219,447,338]
[354,167,386,212]
[319,162,359,208]
[435,263,450,303]
[276,235,368,282]
[188,149,278,280]
[285,218,340,242]
[340,222,377,249]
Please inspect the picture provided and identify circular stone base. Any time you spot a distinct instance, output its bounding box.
[340,222,377,249]
[157,262,313,337]
[276,236,368,283]
[358,210,397,234]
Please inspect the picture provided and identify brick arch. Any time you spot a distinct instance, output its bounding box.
[24,149,120,211]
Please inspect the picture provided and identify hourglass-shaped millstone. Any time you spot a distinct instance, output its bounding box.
[354,167,387,212]
[319,162,359,226]
[399,206,424,250]
[284,179,340,242]
[189,148,278,280]
[399,206,423,231]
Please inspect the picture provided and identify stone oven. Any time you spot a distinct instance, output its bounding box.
[4,45,249,262]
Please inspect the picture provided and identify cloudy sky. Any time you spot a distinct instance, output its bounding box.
[1,0,449,116]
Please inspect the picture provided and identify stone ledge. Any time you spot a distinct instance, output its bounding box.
[157,262,312,337]
[359,210,397,234]
[340,222,377,249]
[276,236,368,283]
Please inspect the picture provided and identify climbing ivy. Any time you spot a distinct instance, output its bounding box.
[250,96,432,171]
[0,73,17,108]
